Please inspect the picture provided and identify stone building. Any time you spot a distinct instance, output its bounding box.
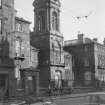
[0,0,15,98]
[31,0,73,94]
[14,17,39,96]
[0,0,73,98]
[0,0,39,98]
[64,33,105,88]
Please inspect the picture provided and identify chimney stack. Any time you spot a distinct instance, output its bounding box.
[78,32,84,44]
[103,38,105,45]
[93,38,98,43]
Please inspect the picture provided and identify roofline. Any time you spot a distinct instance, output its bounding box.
[15,16,31,24]
[64,41,105,48]
[64,42,94,47]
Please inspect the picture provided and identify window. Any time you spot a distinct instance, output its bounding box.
[0,0,2,8]
[84,46,88,52]
[52,43,55,64]
[65,56,70,66]
[15,37,22,57]
[16,22,22,32]
[38,11,45,31]
[55,50,61,64]
[30,49,38,67]
[84,58,89,67]
[0,19,2,34]
[52,12,59,31]
[15,40,20,57]
[98,55,105,69]
[84,72,91,85]
[72,56,75,67]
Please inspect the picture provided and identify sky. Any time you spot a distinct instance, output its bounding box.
[15,0,105,43]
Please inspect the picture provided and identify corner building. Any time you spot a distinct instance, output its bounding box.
[0,0,39,98]
[0,0,15,98]
[31,0,66,94]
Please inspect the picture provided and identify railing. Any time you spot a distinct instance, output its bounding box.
[39,87,73,97]
[0,79,105,104]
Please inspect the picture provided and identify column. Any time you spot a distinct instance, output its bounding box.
[36,72,39,96]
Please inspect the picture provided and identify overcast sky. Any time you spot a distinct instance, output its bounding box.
[15,0,105,43]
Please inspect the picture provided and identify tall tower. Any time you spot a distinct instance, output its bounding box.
[32,0,65,91]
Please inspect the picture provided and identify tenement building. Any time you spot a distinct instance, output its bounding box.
[0,0,39,98]
[31,0,73,95]
[0,0,15,98]
[64,33,105,88]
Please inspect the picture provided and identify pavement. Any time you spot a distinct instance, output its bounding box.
[1,92,105,105]
[31,101,57,105]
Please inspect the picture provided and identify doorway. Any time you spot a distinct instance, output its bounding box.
[55,71,62,89]
[0,74,9,98]
[27,76,36,95]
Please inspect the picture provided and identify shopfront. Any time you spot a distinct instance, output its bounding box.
[21,69,39,96]
[0,74,9,98]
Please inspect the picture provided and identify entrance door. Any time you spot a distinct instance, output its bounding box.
[0,74,9,98]
[55,71,62,89]
[27,76,36,95]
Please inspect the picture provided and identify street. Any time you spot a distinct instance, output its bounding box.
[30,92,105,105]
[0,92,105,105]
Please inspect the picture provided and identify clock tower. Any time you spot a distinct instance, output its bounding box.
[32,0,65,92]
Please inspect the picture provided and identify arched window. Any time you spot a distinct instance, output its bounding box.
[52,12,58,31]
[55,71,62,88]
[38,11,45,31]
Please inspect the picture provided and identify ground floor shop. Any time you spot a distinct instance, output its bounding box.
[20,69,39,97]
[0,67,39,99]
[0,67,15,99]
